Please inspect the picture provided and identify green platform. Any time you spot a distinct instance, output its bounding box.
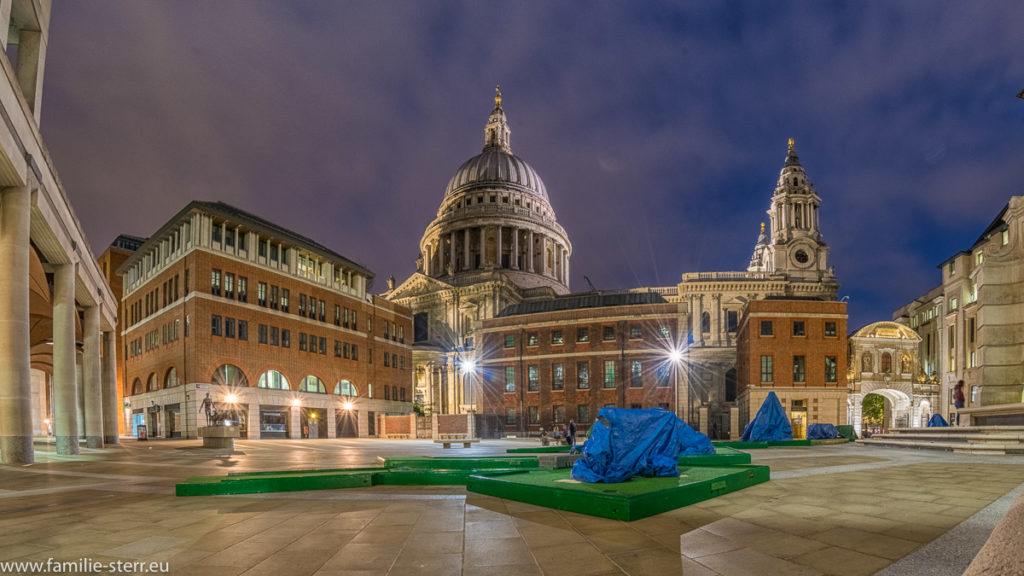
[678,446,751,466]
[378,456,541,469]
[713,438,850,449]
[467,465,770,521]
[506,446,572,454]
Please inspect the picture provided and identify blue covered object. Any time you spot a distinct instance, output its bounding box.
[807,423,838,439]
[928,413,949,427]
[570,407,714,483]
[741,391,793,442]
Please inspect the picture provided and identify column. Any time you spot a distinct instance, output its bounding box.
[697,295,705,346]
[0,186,32,464]
[52,263,79,455]
[102,331,118,444]
[437,238,445,275]
[83,306,104,448]
[463,228,471,270]
[424,245,432,275]
[496,225,502,268]
[712,294,721,346]
[511,228,519,269]
[527,230,535,272]
[449,230,456,273]
[479,226,486,268]
[564,250,570,285]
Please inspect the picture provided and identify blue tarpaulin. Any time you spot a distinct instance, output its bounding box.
[807,423,838,439]
[570,407,714,483]
[928,413,949,427]
[741,391,793,442]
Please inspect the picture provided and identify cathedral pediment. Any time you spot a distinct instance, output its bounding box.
[385,273,454,301]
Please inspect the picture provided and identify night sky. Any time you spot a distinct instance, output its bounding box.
[40,2,1024,330]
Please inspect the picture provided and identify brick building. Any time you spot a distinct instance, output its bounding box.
[478,292,684,437]
[118,201,412,439]
[97,235,145,435]
[736,298,848,438]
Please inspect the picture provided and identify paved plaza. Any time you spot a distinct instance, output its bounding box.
[1,439,1022,575]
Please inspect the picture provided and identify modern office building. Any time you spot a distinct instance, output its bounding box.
[735,299,848,438]
[97,234,145,435]
[0,0,120,464]
[118,201,412,439]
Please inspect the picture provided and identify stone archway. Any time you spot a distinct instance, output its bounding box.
[849,388,912,436]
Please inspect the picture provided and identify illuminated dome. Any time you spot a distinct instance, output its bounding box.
[444,148,549,202]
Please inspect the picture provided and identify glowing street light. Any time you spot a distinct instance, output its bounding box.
[291,398,301,407]
[667,349,684,364]
[225,393,239,404]
[460,358,477,375]
[342,401,354,411]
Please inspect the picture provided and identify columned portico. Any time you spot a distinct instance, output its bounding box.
[53,262,79,454]
[0,186,32,464]
[83,305,104,448]
[102,330,118,445]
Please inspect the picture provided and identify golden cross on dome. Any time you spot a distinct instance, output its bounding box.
[760,222,765,234]
[788,138,795,153]
[495,85,502,109]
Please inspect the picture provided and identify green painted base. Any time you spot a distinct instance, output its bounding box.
[378,456,541,470]
[678,446,751,466]
[466,465,770,521]
[506,446,572,454]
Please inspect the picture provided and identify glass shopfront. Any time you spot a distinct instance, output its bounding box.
[301,408,327,439]
[259,406,290,439]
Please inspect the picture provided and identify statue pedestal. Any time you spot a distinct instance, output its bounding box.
[199,426,239,450]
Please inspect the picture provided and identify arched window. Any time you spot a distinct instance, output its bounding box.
[335,380,357,396]
[211,364,249,387]
[165,367,180,388]
[881,352,892,374]
[131,378,143,395]
[257,370,289,390]
[147,373,159,392]
[299,375,326,394]
[861,353,873,373]
[701,312,711,333]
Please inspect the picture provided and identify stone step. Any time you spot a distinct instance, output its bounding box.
[888,425,1024,434]
[872,432,1024,442]
[857,438,1024,455]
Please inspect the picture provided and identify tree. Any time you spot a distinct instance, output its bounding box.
[862,394,885,425]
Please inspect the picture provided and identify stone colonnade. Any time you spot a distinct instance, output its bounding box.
[425,225,568,283]
[0,186,119,464]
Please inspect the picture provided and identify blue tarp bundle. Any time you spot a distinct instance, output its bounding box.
[928,413,949,427]
[807,423,838,439]
[741,391,793,442]
[570,407,714,483]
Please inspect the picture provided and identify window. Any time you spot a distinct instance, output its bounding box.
[630,361,642,387]
[701,312,710,333]
[629,325,642,339]
[552,363,564,390]
[281,289,289,313]
[528,365,539,391]
[552,405,565,423]
[224,273,235,299]
[577,327,589,343]
[258,282,267,306]
[299,294,306,315]
[282,330,290,348]
[319,300,325,322]
[760,355,773,382]
[505,407,516,425]
[258,324,268,344]
[881,352,892,374]
[299,333,307,351]
[335,380,356,396]
[258,370,289,390]
[299,375,326,394]
[658,324,671,338]
[824,322,837,337]
[527,332,538,346]
[793,321,805,337]
[504,334,515,348]
[603,326,615,341]
[414,313,428,342]
[630,403,642,410]
[269,285,279,310]
[577,361,589,389]
[258,239,267,258]
[211,315,222,336]
[334,341,342,358]
[603,360,616,388]
[212,225,222,244]
[969,317,976,344]
[352,345,358,360]
[505,366,515,393]
[950,297,958,312]
[270,244,278,261]
[760,321,773,336]
[211,269,222,296]
[335,305,342,326]
[528,406,539,424]
[727,311,738,333]
[238,276,247,303]
[552,330,564,345]
[793,356,806,383]
[578,404,590,423]
[825,356,837,382]
[224,318,235,339]
[656,365,670,387]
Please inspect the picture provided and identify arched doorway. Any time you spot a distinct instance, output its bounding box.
[860,389,911,435]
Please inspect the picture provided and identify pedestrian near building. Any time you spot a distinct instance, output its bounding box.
[953,381,966,425]
[568,419,577,454]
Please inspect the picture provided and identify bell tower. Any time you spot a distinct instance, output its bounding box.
[765,139,832,281]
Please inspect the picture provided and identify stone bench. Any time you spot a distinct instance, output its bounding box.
[198,426,239,450]
[433,436,479,448]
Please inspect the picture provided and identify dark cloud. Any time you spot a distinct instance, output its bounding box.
[41,1,1024,329]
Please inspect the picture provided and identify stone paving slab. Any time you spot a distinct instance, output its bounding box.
[1,439,1023,575]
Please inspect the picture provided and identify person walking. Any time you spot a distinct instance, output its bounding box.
[567,419,577,454]
[953,381,966,425]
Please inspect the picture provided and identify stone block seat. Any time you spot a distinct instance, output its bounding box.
[858,426,1024,454]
